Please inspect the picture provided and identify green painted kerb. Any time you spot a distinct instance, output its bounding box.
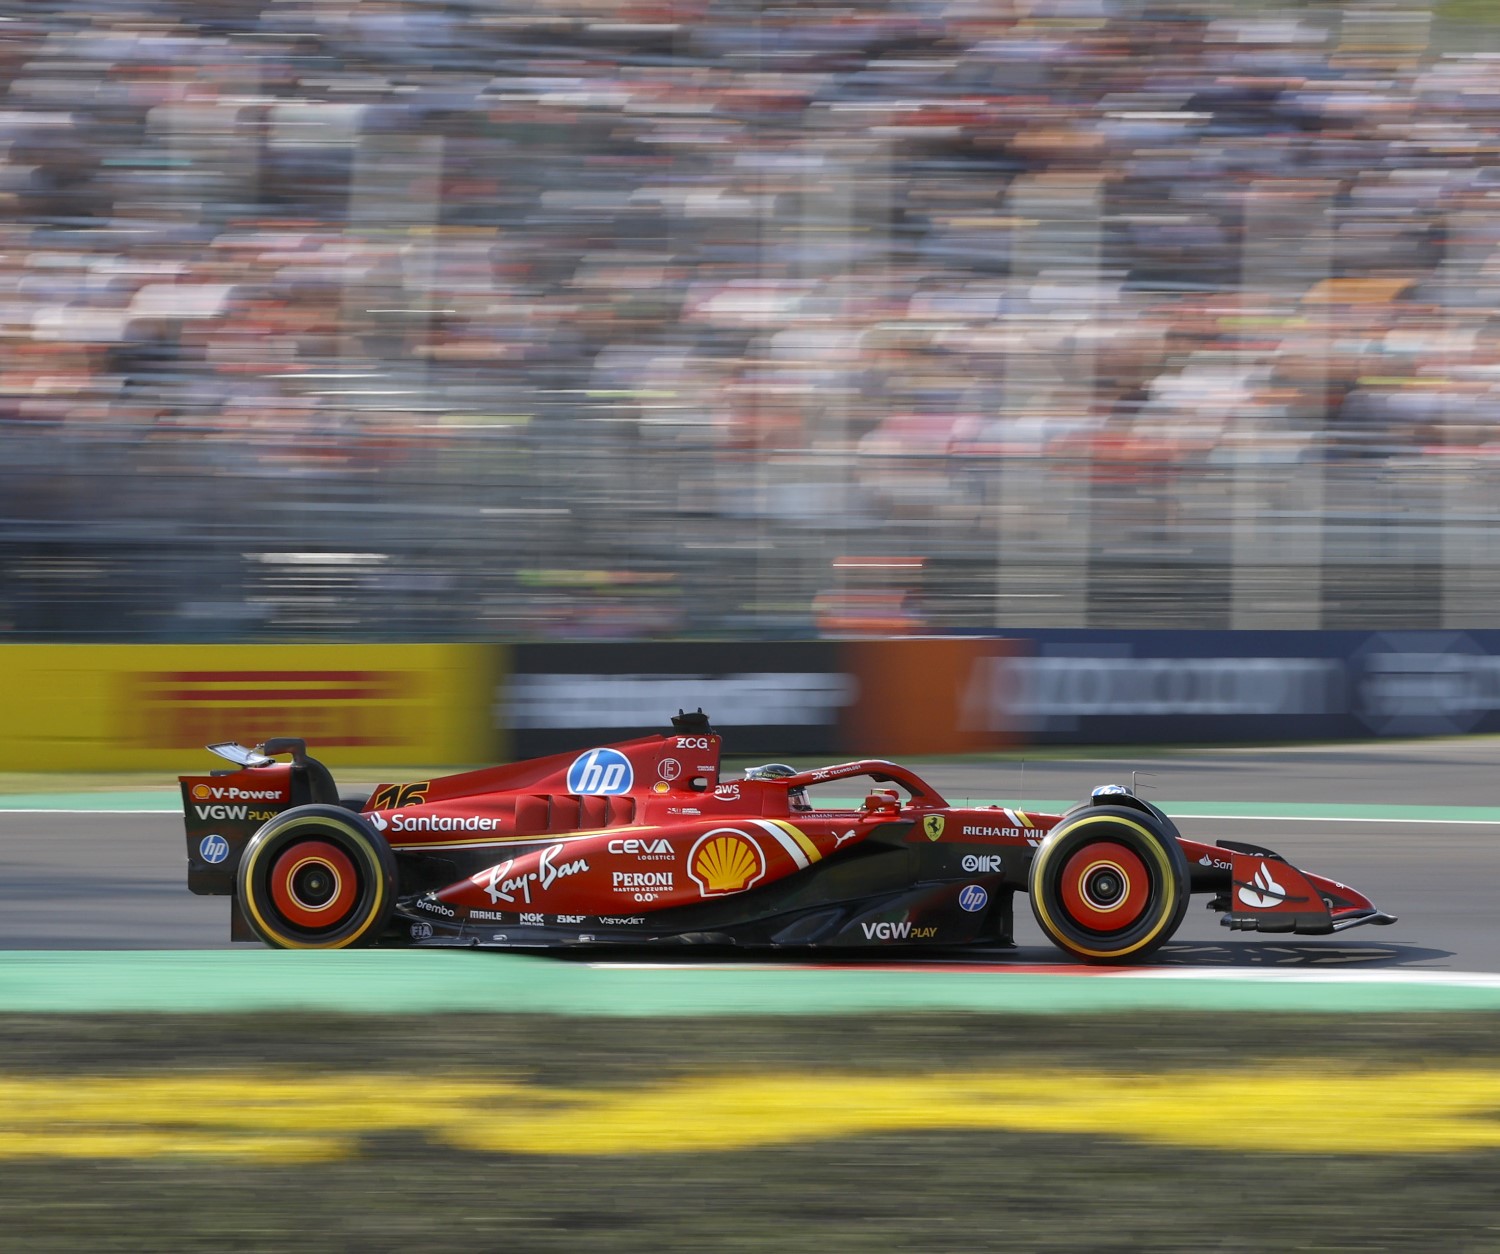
[0,790,179,811]
[2,951,1499,1016]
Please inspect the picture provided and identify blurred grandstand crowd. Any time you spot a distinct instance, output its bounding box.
[2,0,1499,638]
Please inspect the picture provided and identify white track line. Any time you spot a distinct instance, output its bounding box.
[1115,968,1500,988]
[585,961,1500,986]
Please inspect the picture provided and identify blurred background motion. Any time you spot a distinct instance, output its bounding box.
[2,0,1500,643]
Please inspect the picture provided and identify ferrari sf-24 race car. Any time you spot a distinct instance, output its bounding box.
[179,711,1395,963]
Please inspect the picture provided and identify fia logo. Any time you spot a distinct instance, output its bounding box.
[567,748,634,795]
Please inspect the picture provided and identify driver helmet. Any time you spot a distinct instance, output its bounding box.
[744,762,810,811]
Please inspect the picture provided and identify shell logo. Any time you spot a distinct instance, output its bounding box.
[192,784,211,800]
[688,828,766,897]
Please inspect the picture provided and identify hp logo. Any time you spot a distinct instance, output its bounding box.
[566,748,634,796]
[958,884,988,913]
[199,834,230,865]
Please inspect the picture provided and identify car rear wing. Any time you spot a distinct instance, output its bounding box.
[178,738,342,896]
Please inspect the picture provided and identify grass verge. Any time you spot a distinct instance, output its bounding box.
[6,1011,1500,1252]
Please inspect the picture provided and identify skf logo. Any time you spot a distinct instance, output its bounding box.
[135,669,410,751]
[370,781,430,811]
[922,815,945,842]
[688,828,765,896]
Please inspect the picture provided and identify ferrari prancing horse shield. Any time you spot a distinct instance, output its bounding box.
[922,815,945,841]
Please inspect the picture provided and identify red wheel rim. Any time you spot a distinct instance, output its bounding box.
[270,840,358,929]
[1059,841,1149,932]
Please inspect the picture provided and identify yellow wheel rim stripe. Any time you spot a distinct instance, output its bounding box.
[241,816,388,950]
[1031,813,1178,959]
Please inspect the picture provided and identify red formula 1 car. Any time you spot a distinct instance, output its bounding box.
[178,711,1394,963]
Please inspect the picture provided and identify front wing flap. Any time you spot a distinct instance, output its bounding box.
[1220,849,1396,936]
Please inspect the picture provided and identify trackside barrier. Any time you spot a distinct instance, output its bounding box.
[498,638,1010,758]
[10,628,1486,771]
[963,628,1500,745]
[0,643,503,771]
[502,641,851,758]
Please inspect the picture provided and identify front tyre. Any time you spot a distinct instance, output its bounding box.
[237,804,397,949]
[1028,805,1189,964]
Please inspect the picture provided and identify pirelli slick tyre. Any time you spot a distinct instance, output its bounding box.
[1028,805,1190,964]
[237,805,397,949]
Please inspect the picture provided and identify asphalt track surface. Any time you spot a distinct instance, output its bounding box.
[3,737,1498,969]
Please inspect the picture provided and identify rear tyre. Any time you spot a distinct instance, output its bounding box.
[237,804,397,949]
[1028,805,1189,964]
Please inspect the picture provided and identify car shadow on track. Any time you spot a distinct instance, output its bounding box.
[1146,939,1454,968]
[548,940,1456,970]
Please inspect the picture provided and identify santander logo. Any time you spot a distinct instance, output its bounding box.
[1237,861,1286,910]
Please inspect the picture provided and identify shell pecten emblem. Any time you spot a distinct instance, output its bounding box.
[689,828,766,896]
